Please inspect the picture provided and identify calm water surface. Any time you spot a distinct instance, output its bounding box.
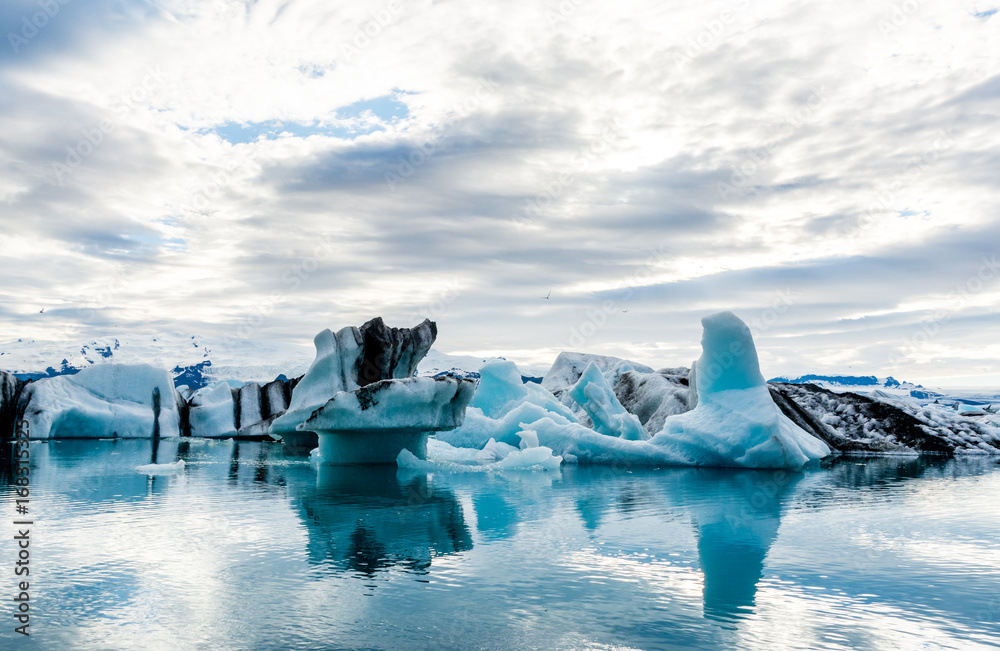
[2,439,999,650]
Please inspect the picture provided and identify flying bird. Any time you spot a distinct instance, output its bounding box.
[541,290,551,300]
[39,308,44,313]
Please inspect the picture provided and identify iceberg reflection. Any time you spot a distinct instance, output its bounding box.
[291,465,473,576]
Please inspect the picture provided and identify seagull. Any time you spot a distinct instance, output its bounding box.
[541,290,550,300]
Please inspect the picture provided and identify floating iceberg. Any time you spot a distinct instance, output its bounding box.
[306,376,475,464]
[270,317,437,448]
[653,312,830,469]
[272,318,475,463]
[542,352,689,434]
[17,363,180,439]
[134,459,186,475]
[439,312,829,470]
[186,381,237,438]
[438,360,684,466]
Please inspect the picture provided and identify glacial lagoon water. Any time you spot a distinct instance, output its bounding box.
[2,439,999,651]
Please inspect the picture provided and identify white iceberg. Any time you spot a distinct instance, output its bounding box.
[269,326,364,445]
[17,363,180,439]
[270,317,440,450]
[134,459,186,475]
[542,352,689,434]
[397,436,562,473]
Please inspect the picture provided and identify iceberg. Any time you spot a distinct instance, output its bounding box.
[439,360,685,466]
[270,317,436,447]
[304,376,475,464]
[542,352,689,434]
[653,312,830,469]
[438,312,829,470]
[272,318,475,463]
[16,363,180,439]
[134,459,186,475]
[187,381,237,438]
[567,362,649,441]
[397,435,562,473]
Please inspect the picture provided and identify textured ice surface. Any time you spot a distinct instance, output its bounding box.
[18,363,180,439]
[187,381,237,438]
[770,381,1000,454]
[270,326,363,438]
[302,376,474,433]
[567,362,649,441]
[542,352,687,433]
[270,319,437,442]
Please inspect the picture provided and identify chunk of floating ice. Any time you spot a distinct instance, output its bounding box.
[400,437,562,472]
[18,363,181,439]
[397,447,562,473]
[134,459,185,475]
[475,438,519,462]
[655,311,830,469]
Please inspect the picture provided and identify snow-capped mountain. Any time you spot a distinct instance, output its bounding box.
[767,374,999,409]
[0,333,313,390]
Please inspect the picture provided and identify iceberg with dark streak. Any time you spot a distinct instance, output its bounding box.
[16,363,180,439]
[269,318,475,464]
[306,376,475,464]
[270,317,437,448]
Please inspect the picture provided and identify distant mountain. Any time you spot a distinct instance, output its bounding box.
[1,333,312,390]
[768,374,920,389]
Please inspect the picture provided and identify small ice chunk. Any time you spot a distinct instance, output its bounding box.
[496,446,562,471]
[475,438,519,462]
[398,443,562,473]
[134,459,185,475]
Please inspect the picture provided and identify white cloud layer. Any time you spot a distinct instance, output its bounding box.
[1,0,998,386]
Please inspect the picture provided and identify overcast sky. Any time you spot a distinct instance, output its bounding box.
[0,0,998,386]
